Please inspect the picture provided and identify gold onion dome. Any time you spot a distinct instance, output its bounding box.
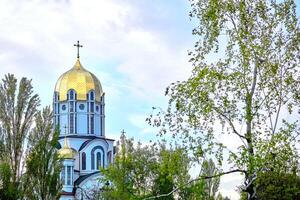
[58,138,77,159]
[55,59,103,101]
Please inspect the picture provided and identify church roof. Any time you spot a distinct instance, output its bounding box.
[55,59,103,101]
[75,171,100,186]
[59,135,115,151]
[58,137,77,159]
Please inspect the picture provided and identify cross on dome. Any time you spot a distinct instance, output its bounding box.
[63,125,68,135]
[74,40,83,59]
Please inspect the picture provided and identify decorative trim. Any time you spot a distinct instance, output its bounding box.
[74,171,100,186]
[91,146,105,170]
[78,139,92,151]
[59,135,114,142]
[60,191,75,196]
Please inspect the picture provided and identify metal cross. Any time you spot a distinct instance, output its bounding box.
[74,40,83,59]
[63,125,68,135]
[121,129,126,135]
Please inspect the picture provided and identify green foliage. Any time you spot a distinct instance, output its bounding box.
[0,74,61,199]
[99,133,200,200]
[256,171,300,200]
[0,74,40,199]
[0,162,19,200]
[148,0,300,199]
[23,107,62,200]
[201,159,220,199]
[100,133,155,200]
[152,146,191,200]
[182,179,207,200]
[240,171,300,200]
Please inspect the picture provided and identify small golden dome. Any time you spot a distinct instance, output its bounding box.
[55,59,103,101]
[58,138,77,159]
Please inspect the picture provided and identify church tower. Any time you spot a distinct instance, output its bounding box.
[54,41,114,200]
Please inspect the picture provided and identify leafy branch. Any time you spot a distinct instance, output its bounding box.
[143,169,245,200]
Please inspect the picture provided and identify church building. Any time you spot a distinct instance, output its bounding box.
[54,41,114,200]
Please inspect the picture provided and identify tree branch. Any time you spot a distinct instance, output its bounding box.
[142,169,245,200]
[213,107,246,140]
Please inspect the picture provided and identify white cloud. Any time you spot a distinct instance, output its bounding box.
[218,170,243,200]
[128,114,147,129]
[0,0,193,105]
[128,113,157,135]
[0,0,242,198]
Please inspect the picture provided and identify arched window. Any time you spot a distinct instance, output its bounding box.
[82,152,86,170]
[69,90,74,100]
[91,146,105,170]
[90,91,94,100]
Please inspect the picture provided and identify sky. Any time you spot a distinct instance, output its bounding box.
[1,0,299,199]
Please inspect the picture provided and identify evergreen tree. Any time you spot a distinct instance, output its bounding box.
[23,107,62,200]
[0,74,40,199]
[0,162,18,200]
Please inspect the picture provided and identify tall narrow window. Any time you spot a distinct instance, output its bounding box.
[91,115,94,134]
[53,92,60,127]
[67,166,71,185]
[87,91,96,135]
[91,146,104,170]
[70,90,74,100]
[91,152,94,170]
[75,114,77,133]
[87,115,89,134]
[70,102,74,112]
[100,94,105,136]
[87,100,89,134]
[96,152,101,169]
[107,151,112,165]
[82,152,86,170]
[68,90,76,134]
[61,167,65,184]
[90,92,94,100]
[90,102,94,112]
[70,113,74,133]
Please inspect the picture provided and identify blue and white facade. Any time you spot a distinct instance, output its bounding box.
[54,59,114,200]
[53,90,105,137]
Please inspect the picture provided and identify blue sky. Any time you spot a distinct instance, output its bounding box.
[1,0,299,199]
[0,0,195,142]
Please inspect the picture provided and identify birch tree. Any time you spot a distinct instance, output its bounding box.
[148,0,300,199]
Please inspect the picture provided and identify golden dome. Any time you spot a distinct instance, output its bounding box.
[58,138,77,159]
[55,59,103,101]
